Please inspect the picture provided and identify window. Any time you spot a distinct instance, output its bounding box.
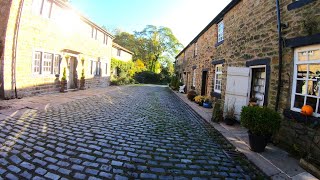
[95,29,98,40]
[42,53,53,74]
[192,69,196,87]
[32,0,53,18]
[117,49,121,57]
[217,21,224,43]
[53,55,60,75]
[214,64,223,93]
[90,60,95,75]
[194,42,198,57]
[103,35,108,45]
[33,51,42,74]
[91,27,94,39]
[292,45,320,116]
[105,63,108,74]
[96,61,101,76]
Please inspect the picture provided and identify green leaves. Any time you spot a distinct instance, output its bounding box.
[114,25,184,73]
[240,106,281,136]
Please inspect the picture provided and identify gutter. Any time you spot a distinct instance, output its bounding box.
[275,0,283,111]
[11,0,24,98]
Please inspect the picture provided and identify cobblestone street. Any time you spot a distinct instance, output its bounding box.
[0,85,264,179]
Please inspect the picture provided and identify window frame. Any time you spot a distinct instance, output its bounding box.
[192,69,196,87]
[33,51,42,74]
[117,49,121,57]
[291,44,320,117]
[214,64,223,93]
[217,21,224,43]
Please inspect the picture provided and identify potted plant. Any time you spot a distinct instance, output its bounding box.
[80,69,85,90]
[212,99,224,122]
[60,68,67,92]
[194,95,205,106]
[240,106,281,152]
[203,96,213,108]
[187,90,197,101]
[224,103,236,125]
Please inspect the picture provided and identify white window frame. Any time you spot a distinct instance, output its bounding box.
[33,51,42,74]
[291,44,320,117]
[42,52,53,74]
[214,64,223,93]
[194,42,198,57]
[53,54,60,75]
[192,69,196,87]
[217,21,224,43]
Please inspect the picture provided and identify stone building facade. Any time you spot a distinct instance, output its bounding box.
[0,0,114,99]
[112,43,133,62]
[176,0,320,163]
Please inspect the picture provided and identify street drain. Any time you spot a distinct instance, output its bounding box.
[223,149,243,159]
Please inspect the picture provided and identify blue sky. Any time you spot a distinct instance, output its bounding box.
[71,0,231,46]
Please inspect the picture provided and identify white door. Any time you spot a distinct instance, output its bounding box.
[224,67,251,120]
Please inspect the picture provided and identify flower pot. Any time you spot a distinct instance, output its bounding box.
[60,80,67,93]
[224,117,236,125]
[198,101,203,106]
[80,78,85,90]
[203,102,212,108]
[248,130,268,152]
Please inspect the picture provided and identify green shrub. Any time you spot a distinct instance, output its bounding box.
[240,106,281,136]
[134,71,161,84]
[212,100,224,122]
[110,76,135,86]
[61,68,67,81]
[170,76,180,90]
[187,90,197,101]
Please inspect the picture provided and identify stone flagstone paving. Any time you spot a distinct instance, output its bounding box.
[0,85,265,179]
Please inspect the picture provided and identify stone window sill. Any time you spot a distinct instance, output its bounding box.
[215,40,224,47]
[211,92,221,99]
[287,0,316,11]
[283,109,320,128]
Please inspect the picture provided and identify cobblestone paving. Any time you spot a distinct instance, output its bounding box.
[0,85,264,179]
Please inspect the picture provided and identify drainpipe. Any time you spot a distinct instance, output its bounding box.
[275,0,283,111]
[12,0,24,98]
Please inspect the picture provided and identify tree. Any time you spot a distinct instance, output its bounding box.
[134,25,183,72]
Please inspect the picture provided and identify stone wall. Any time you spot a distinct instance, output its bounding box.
[176,0,320,162]
[2,0,113,98]
[0,0,13,98]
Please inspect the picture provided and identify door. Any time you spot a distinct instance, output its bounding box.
[186,72,190,92]
[68,57,78,89]
[201,71,208,95]
[224,67,250,120]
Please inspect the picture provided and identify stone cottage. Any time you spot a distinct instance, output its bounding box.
[0,0,114,99]
[176,0,320,164]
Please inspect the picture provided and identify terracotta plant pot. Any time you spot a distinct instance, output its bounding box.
[60,80,67,92]
[80,78,85,90]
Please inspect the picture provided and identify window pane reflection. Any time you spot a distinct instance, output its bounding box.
[297,65,307,79]
[294,95,304,109]
[309,50,320,61]
[306,97,317,112]
[296,80,306,94]
[298,51,308,61]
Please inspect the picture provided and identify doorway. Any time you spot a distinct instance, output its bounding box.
[68,56,78,89]
[250,66,266,106]
[201,71,208,96]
